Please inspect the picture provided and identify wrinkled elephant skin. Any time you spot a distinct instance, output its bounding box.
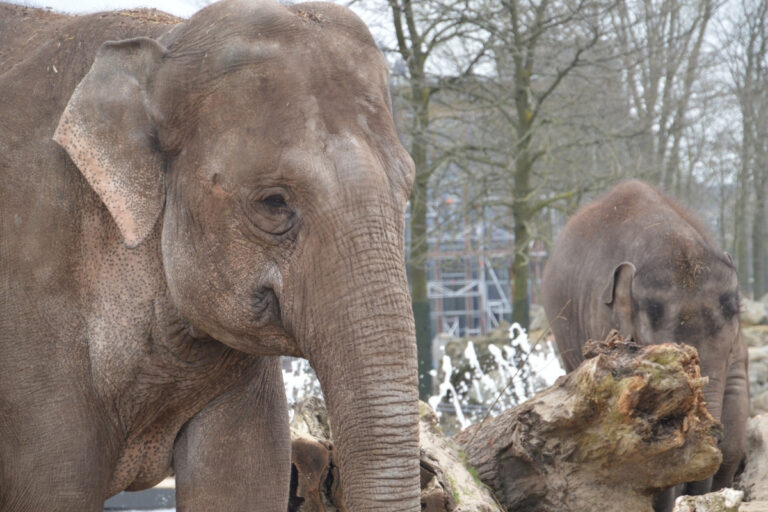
[0,1,420,511]
[542,180,748,511]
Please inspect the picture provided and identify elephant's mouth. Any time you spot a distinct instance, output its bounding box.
[252,287,281,326]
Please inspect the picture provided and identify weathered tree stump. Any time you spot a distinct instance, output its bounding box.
[455,331,723,512]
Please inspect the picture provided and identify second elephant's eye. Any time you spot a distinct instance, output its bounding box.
[719,292,740,319]
[645,299,664,330]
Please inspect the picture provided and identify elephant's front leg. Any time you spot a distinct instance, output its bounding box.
[173,356,291,511]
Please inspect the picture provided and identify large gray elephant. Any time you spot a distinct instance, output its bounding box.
[0,1,420,510]
[542,180,748,511]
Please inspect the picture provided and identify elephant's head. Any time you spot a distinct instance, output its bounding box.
[54,1,419,509]
[600,247,741,421]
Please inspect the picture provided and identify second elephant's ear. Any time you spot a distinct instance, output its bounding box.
[54,37,166,248]
[601,261,636,337]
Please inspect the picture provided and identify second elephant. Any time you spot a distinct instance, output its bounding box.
[542,180,748,512]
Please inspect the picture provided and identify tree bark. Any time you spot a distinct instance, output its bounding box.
[735,124,752,296]
[455,331,722,512]
[753,171,767,298]
[410,130,432,399]
[507,0,537,331]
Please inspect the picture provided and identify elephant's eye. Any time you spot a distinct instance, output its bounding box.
[645,299,664,330]
[247,189,296,236]
[719,292,740,320]
[262,194,288,210]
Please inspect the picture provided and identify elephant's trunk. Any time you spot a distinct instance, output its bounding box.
[313,326,419,509]
[683,358,725,495]
[287,217,421,510]
[698,357,725,424]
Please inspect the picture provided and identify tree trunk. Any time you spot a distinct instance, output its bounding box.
[511,197,531,329]
[752,167,767,299]
[390,0,434,399]
[509,18,534,330]
[455,331,722,512]
[736,99,753,296]
[510,134,533,329]
[408,86,433,400]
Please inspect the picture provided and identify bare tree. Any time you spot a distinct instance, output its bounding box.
[727,0,768,297]
[449,0,620,328]
[387,0,490,397]
[611,0,716,190]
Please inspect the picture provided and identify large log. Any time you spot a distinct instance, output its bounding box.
[287,332,722,511]
[455,331,722,512]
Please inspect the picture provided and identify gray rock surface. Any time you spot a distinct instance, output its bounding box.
[673,489,743,512]
[742,298,768,326]
[736,414,768,502]
[743,326,768,348]
[749,346,768,414]
[742,501,768,511]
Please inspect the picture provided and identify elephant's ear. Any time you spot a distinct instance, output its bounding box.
[54,38,166,248]
[601,261,636,338]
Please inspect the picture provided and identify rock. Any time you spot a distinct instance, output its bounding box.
[455,331,722,512]
[742,501,768,511]
[748,346,768,363]
[748,346,768,414]
[743,326,768,348]
[741,298,768,326]
[735,414,768,501]
[672,488,743,512]
[751,390,768,416]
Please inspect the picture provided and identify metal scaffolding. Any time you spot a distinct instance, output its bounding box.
[418,194,517,339]
[428,252,514,338]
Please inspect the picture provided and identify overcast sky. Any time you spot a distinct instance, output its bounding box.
[11,0,212,17]
[9,0,400,69]
[7,0,391,42]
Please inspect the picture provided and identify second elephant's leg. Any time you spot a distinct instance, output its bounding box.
[712,338,749,490]
[173,356,291,511]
